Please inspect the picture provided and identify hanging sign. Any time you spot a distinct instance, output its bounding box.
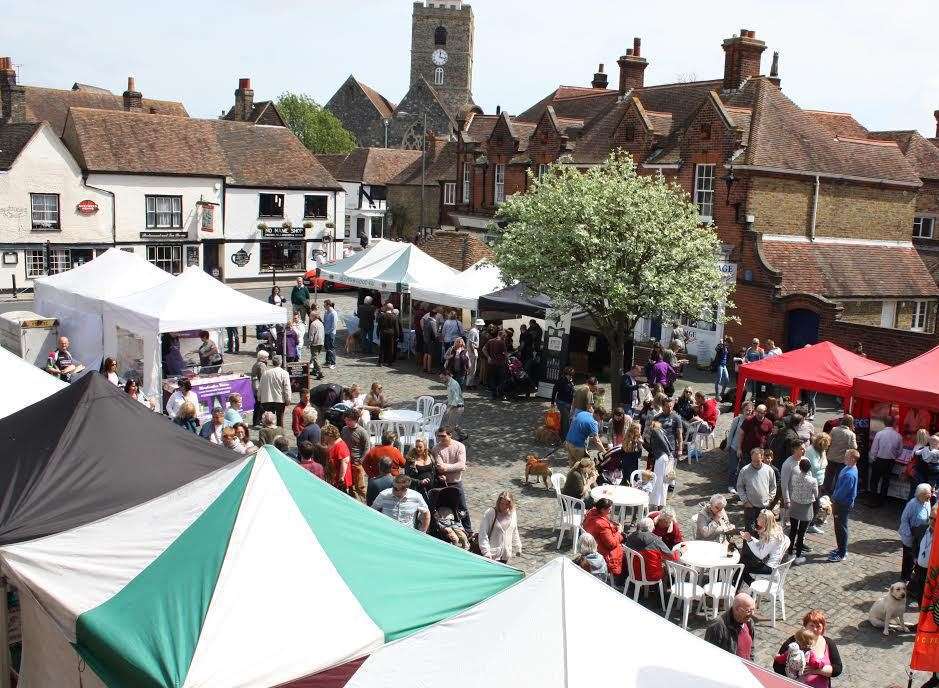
[76,200,99,215]
[231,249,250,267]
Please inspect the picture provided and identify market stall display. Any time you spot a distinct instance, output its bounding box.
[0,346,66,420]
[33,248,173,372]
[733,341,889,414]
[0,446,522,688]
[343,558,797,688]
[102,266,289,400]
[162,372,256,421]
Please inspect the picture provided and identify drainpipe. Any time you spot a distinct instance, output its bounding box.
[809,175,820,241]
[83,176,116,246]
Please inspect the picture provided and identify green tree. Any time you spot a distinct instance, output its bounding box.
[276,92,357,154]
[493,153,733,406]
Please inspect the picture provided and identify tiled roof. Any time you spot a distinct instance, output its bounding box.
[743,80,920,185]
[316,147,422,186]
[517,86,618,123]
[569,100,628,164]
[636,79,727,130]
[221,100,284,126]
[389,141,458,186]
[462,113,499,143]
[418,230,493,271]
[23,85,188,134]
[868,130,939,181]
[62,108,340,188]
[762,240,939,298]
[0,122,41,170]
[919,250,939,284]
[356,80,395,119]
[805,110,869,139]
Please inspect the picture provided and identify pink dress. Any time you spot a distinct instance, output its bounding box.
[802,641,830,687]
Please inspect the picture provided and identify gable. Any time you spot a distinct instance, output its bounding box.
[487,115,518,161]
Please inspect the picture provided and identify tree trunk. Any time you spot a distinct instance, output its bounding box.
[604,315,628,409]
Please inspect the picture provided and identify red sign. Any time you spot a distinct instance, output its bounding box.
[76,200,99,215]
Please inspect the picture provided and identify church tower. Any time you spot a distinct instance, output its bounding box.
[409,1,475,119]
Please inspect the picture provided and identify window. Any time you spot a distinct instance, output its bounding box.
[345,215,352,239]
[693,164,715,221]
[258,193,285,218]
[443,182,456,206]
[434,67,444,85]
[623,125,636,142]
[145,195,182,229]
[538,163,550,178]
[462,163,471,202]
[839,299,937,333]
[896,300,935,333]
[30,193,60,230]
[370,216,384,239]
[914,216,935,239]
[356,217,367,238]
[260,240,303,272]
[25,249,70,277]
[146,244,183,274]
[839,300,884,327]
[494,164,506,204]
[435,26,447,45]
[304,195,328,219]
[700,123,712,140]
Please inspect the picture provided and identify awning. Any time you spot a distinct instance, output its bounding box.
[410,261,506,310]
[478,283,554,319]
[318,239,456,293]
[0,346,66,420]
[853,344,939,411]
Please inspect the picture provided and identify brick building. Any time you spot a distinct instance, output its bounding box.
[446,31,939,363]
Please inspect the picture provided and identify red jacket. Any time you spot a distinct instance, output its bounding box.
[292,402,308,436]
[648,511,684,549]
[583,509,624,575]
[698,398,719,430]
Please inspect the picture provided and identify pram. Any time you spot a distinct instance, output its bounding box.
[426,485,470,545]
[501,355,537,399]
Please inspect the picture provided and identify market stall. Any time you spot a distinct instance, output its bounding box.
[101,266,288,402]
[318,239,456,293]
[410,261,505,312]
[33,248,173,372]
[0,346,65,420]
[343,558,797,688]
[732,341,889,414]
[0,447,522,688]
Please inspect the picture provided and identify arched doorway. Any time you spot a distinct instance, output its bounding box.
[786,309,820,350]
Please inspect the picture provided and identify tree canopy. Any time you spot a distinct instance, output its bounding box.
[493,153,733,403]
[277,92,357,155]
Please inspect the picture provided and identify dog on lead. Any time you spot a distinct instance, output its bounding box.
[868,581,909,636]
[524,454,553,489]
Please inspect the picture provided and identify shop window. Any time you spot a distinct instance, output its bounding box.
[30,193,60,230]
[914,216,935,239]
[693,164,715,221]
[145,195,182,229]
[260,240,304,272]
[258,193,284,218]
[443,182,456,206]
[146,244,183,274]
[838,300,884,327]
[370,216,384,239]
[304,195,328,219]
[25,248,72,277]
[494,164,506,204]
[356,217,367,239]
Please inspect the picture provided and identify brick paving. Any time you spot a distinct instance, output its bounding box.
[229,291,920,688]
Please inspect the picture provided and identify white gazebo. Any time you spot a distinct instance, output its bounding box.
[410,261,506,311]
[317,239,456,293]
[0,346,66,419]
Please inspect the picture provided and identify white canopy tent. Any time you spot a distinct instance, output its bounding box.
[33,248,173,371]
[102,267,288,399]
[0,346,66,419]
[318,239,457,293]
[345,558,797,688]
[410,261,506,311]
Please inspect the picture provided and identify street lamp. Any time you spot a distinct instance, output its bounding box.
[395,110,428,240]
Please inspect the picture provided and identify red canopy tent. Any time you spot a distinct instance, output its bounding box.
[733,341,889,414]
[853,344,939,412]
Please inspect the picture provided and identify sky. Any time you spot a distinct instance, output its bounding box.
[4,0,939,137]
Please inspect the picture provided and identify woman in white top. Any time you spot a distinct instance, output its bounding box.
[478,491,522,564]
[101,357,120,386]
[291,312,307,361]
[739,509,788,585]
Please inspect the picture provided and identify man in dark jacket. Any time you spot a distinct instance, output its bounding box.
[704,593,756,660]
[357,295,376,355]
[377,303,398,367]
[291,277,311,322]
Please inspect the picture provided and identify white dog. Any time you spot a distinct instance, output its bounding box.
[868,581,909,636]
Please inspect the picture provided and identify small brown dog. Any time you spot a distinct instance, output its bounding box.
[534,426,560,445]
[524,454,553,489]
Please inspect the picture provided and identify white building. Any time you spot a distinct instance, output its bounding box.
[317,147,421,246]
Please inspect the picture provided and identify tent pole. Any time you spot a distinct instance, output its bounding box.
[1,576,11,688]
[733,370,747,415]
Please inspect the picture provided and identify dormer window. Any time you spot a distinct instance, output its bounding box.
[435,26,447,46]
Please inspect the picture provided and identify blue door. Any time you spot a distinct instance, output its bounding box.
[786,309,820,351]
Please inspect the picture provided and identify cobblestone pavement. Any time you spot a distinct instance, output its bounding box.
[228,292,918,688]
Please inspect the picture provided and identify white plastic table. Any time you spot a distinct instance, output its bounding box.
[380,409,424,423]
[590,484,649,508]
[673,540,740,569]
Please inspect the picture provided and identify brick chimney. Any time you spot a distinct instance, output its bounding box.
[722,29,767,91]
[591,63,608,89]
[617,37,648,95]
[122,76,142,111]
[233,78,254,121]
[0,57,26,124]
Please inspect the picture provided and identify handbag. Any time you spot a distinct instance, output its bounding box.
[470,510,499,556]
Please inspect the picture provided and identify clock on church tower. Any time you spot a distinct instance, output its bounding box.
[408,0,475,120]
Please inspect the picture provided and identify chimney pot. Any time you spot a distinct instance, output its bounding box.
[617,39,649,94]
[723,28,767,91]
[740,28,748,37]
[592,64,609,90]
[496,105,501,115]
[633,37,641,57]
[127,76,136,92]
[233,78,255,121]
[599,63,604,72]
[0,57,11,71]
[122,75,142,111]
[625,48,633,56]
[238,77,251,90]
[934,110,939,138]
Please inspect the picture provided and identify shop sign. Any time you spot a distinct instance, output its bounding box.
[231,249,250,267]
[537,308,573,399]
[719,262,737,284]
[76,200,99,215]
[200,204,215,233]
[140,231,187,241]
[263,226,305,238]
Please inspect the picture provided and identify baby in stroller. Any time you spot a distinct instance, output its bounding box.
[436,506,470,549]
[428,485,471,548]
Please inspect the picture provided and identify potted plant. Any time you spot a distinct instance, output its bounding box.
[302,221,313,229]
[325,222,335,229]
[257,222,269,231]
[282,220,293,230]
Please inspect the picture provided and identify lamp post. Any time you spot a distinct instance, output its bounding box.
[395,110,427,240]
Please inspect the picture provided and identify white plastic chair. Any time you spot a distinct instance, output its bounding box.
[555,495,585,552]
[750,557,794,627]
[415,395,435,419]
[623,546,666,609]
[431,401,447,418]
[367,419,394,446]
[664,559,704,630]
[394,420,421,451]
[689,513,699,541]
[628,469,643,487]
[701,563,744,620]
[422,410,446,446]
[689,421,717,463]
[550,472,566,494]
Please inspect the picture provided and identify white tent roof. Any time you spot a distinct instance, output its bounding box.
[104,266,289,334]
[33,249,173,370]
[0,346,66,419]
[346,558,796,688]
[318,239,457,292]
[410,261,506,310]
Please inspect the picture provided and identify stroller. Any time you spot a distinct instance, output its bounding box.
[427,485,471,548]
[501,355,537,399]
[255,324,276,354]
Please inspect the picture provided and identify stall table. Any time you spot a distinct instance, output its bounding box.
[163,373,255,422]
